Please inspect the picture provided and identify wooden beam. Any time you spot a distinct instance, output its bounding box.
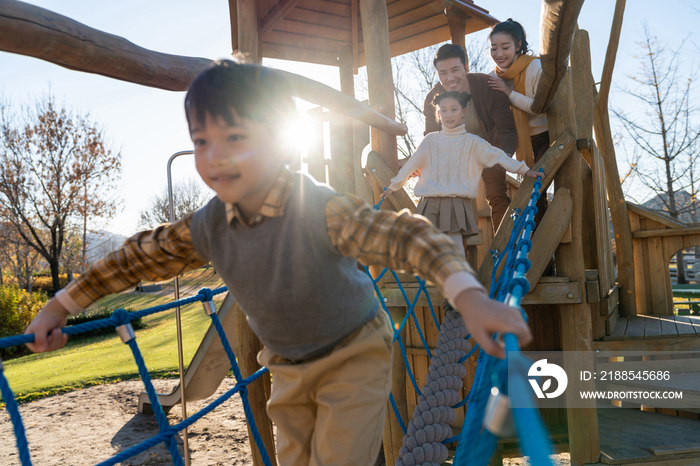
[594,0,636,317]
[548,67,600,465]
[626,202,685,229]
[632,226,700,239]
[531,0,585,114]
[445,5,467,53]
[237,0,261,63]
[228,0,238,54]
[360,0,399,205]
[352,0,359,73]
[261,0,302,36]
[525,188,573,291]
[0,0,212,91]
[477,131,576,288]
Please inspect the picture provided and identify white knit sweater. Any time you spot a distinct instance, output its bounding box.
[389,125,529,199]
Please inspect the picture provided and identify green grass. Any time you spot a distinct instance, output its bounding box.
[1,278,222,404]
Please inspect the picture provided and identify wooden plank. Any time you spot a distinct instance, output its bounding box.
[675,316,698,336]
[477,132,577,288]
[260,0,302,35]
[626,202,686,229]
[386,0,432,18]
[525,188,574,291]
[261,43,339,66]
[287,7,350,29]
[365,150,416,212]
[351,0,359,73]
[298,0,351,16]
[658,316,679,337]
[624,316,646,339]
[633,226,700,239]
[587,280,601,303]
[644,316,662,339]
[607,316,628,340]
[591,143,616,293]
[651,446,700,456]
[595,337,700,352]
[605,303,620,336]
[272,18,352,41]
[264,30,347,53]
[388,2,442,31]
[647,236,673,316]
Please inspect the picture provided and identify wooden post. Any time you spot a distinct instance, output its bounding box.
[236,0,261,63]
[332,45,357,194]
[446,5,467,56]
[385,306,408,466]
[233,304,278,466]
[570,30,598,272]
[359,0,398,205]
[594,0,636,316]
[548,69,600,466]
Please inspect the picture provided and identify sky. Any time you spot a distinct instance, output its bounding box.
[0,0,698,236]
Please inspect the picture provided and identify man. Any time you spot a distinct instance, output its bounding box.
[423,44,518,233]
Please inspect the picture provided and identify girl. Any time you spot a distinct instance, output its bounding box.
[488,19,549,223]
[381,91,539,250]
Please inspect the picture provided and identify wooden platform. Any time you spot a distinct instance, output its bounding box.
[594,408,700,465]
[595,315,700,352]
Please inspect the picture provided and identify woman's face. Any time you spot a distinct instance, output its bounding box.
[490,32,519,71]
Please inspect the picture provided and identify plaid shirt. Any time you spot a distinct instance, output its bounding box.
[58,170,481,313]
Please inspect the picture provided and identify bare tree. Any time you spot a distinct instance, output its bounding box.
[0,93,122,292]
[614,24,700,283]
[138,178,213,230]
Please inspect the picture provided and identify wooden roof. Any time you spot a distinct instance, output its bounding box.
[231,0,498,68]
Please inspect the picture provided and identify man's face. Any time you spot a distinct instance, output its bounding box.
[435,57,469,93]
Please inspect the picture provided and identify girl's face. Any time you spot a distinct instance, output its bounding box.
[490,32,520,71]
[437,97,468,129]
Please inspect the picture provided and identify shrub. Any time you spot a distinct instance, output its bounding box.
[0,286,48,359]
[66,307,146,340]
[32,275,70,294]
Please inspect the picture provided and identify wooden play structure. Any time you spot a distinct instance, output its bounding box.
[3,0,700,465]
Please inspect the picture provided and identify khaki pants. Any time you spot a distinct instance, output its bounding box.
[258,311,394,466]
[482,164,510,234]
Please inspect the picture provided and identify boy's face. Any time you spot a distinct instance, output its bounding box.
[435,57,469,93]
[190,110,282,219]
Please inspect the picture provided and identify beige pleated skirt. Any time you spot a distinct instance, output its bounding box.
[416,197,479,237]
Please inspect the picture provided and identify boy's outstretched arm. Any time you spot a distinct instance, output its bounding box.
[326,195,532,357]
[24,213,207,353]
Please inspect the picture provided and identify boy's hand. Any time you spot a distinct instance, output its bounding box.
[24,298,70,353]
[525,169,543,179]
[452,288,532,359]
[380,188,394,200]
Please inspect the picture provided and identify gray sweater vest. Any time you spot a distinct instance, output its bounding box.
[190,173,379,361]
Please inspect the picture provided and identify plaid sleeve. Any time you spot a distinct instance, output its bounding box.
[63,212,207,310]
[325,194,475,291]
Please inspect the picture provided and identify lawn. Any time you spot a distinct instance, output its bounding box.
[2,268,226,403]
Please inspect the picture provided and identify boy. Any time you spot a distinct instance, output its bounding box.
[26,61,531,466]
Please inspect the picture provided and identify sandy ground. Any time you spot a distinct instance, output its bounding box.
[1,378,571,466]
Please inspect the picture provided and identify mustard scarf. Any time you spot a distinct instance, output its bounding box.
[495,54,537,166]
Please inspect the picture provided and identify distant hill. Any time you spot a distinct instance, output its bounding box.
[84,230,127,264]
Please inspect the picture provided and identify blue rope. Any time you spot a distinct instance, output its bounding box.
[0,286,276,466]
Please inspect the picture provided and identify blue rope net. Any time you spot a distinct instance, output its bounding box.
[0,287,273,466]
[372,173,553,466]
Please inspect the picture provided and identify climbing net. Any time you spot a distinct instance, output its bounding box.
[370,173,554,466]
[0,288,274,466]
[1,176,550,466]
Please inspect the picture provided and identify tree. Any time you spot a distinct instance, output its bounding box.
[614,24,700,283]
[137,178,213,230]
[0,93,122,292]
[0,224,43,292]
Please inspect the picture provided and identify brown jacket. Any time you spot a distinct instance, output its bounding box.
[423,73,517,156]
